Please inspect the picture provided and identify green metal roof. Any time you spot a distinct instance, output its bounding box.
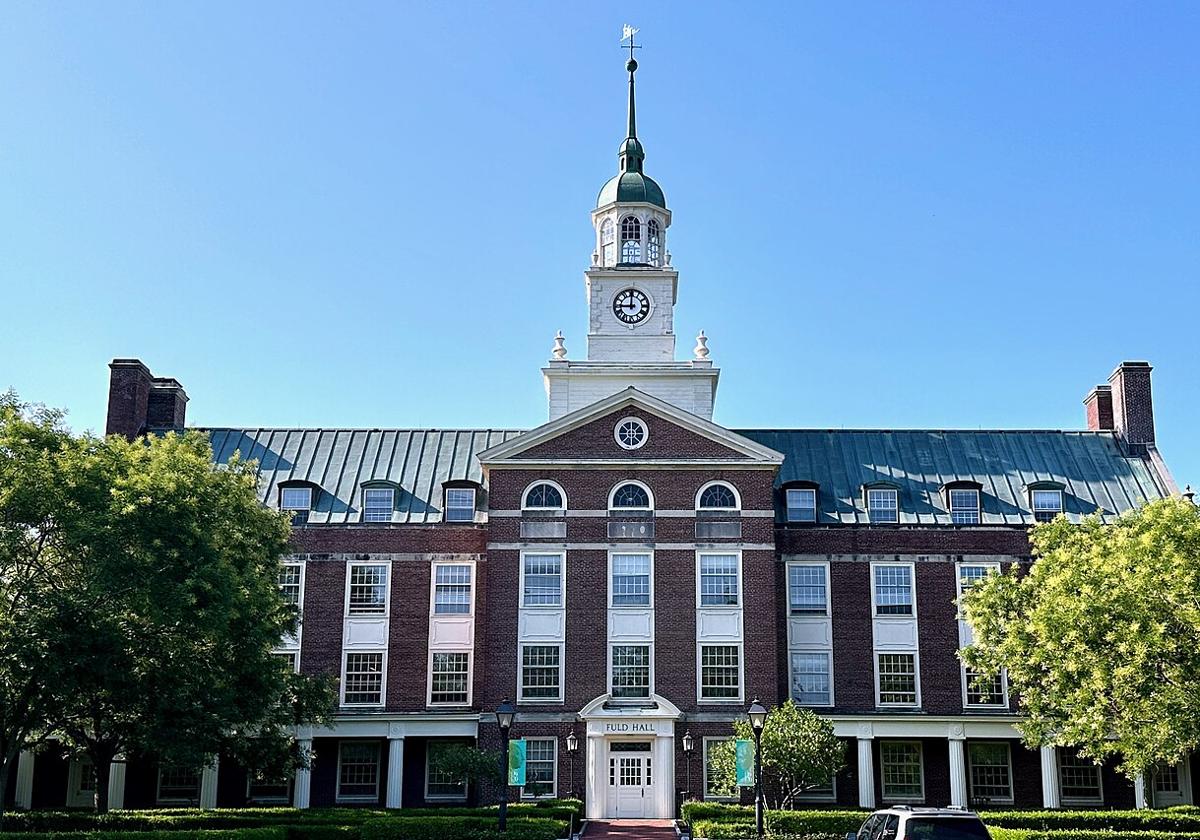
[597,171,667,209]
[735,428,1169,525]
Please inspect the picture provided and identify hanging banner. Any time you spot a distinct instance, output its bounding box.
[508,739,527,786]
[735,739,755,786]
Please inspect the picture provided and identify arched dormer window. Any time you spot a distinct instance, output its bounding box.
[647,219,661,266]
[862,481,901,524]
[942,481,983,525]
[620,216,642,263]
[600,218,615,266]
[1026,481,1066,522]
[278,480,319,526]
[782,481,819,523]
[697,481,740,511]
[610,481,653,511]
[523,480,566,510]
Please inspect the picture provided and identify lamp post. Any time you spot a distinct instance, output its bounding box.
[565,731,579,839]
[748,699,768,840]
[497,699,516,833]
[682,730,694,801]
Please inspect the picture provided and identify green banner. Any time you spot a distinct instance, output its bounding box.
[735,739,755,786]
[507,739,527,786]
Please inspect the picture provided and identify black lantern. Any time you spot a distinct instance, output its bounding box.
[747,699,768,840]
[682,730,695,805]
[565,731,579,801]
[496,699,517,832]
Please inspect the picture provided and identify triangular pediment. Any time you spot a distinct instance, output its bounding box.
[477,388,783,466]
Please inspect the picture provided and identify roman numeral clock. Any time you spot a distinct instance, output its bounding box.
[613,288,651,325]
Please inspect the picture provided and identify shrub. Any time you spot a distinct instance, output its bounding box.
[981,814,1200,833]
[682,804,866,836]
[359,816,566,840]
[0,830,286,840]
[988,831,1200,840]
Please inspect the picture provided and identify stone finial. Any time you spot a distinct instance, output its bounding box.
[665,251,672,266]
[551,330,568,360]
[1185,485,1195,504]
[693,330,710,360]
[592,251,599,266]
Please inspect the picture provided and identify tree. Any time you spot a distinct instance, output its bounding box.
[0,397,335,817]
[962,497,1200,780]
[718,701,845,809]
[428,743,503,800]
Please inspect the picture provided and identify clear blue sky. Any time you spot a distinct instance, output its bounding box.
[2,2,1197,487]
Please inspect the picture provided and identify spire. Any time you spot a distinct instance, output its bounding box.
[619,25,645,175]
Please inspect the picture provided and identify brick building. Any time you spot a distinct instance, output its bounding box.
[5,51,1189,816]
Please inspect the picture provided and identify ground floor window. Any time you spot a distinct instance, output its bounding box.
[790,651,832,705]
[247,770,291,803]
[699,644,741,700]
[1058,749,1103,803]
[877,653,918,706]
[430,652,471,705]
[157,766,201,804]
[521,737,557,798]
[337,741,380,802]
[426,742,468,800]
[703,737,738,800]
[611,645,651,698]
[880,741,924,801]
[968,742,1013,804]
[520,645,562,701]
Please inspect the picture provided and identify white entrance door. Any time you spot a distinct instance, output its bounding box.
[1152,763,1191,808]
[610,742,653,818]
[67,758,96,808]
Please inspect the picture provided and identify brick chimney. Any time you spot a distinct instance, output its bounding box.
[105,359,187,439]
[1108,361,1156,452]
[1083,384,1114,431]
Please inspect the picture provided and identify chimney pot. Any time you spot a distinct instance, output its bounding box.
[1083,384,1114,431]
[105,360,187,439]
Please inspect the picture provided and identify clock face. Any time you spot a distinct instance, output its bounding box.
[613,288,651,325]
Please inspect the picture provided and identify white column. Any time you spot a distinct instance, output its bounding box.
[654,734,675,819]
[199,756,219,809]
[586,735,604,820]
[108,758,127,810]
[293,738,313,809]
[1040,746,1061,809]
[948,738,968,808]
[14,750,34,810]
[1134,774,1148,809]
[857,737,876,809]
[386,737,405,809]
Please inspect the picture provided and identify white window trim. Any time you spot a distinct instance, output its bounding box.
[275,560,305,653]
[702,736,738,802]
[785,487,818,522]
[955,561,1001,610]
[613,416,650,451]
[1031,488,1064,521]
[874,651,922,708]
[789,649,835,708]
[695,549,742,609]
[794,775,837,802]
[608,549,654,609]
[517,642,565,704]
[786,560,831,617]
[696,641,745,704]
[695,480,741,511]
[361,486,395,523]
[280,485,313,511]
[957,560,1008,708]
[427,650,473,707]
[608,479,655,511]
[429,560,476,616]
[522,479,568,511]
[948,487,982,523]
[336,741,381,804]
[519,550,566,609]
[156,766,201,805]
[870,561,916,618]
[880,740,925,803]
[425,744,469,801]
[444,486,477,523]
[344,561,391,618]
[961,664,1010,709]
[865,487,900,524]
[1057,748,1105,805]
[246,771,292,804]
[520,737,558,799]
[339,649,387,708]
[967,741,1014,804]
[608,642,654,700]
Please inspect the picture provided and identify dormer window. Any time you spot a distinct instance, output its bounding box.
[601,218,615,266]
[647,219,661,266]
[362,487,394,523]
[444,488,476,523]
[698,481,739,511]
[620,216,642,263]
[1032,489,1064,523]
[280,486,312,525]
[866,487,899,524]
[785,487,817,523]
[610,481,652,511]
[949,488,981,525]
[523,481,565,510]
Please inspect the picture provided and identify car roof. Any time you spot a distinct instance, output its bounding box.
[875,808,983,817]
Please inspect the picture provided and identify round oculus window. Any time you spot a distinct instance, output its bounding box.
[614,417,648,450]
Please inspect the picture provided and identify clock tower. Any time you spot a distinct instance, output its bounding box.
[543,43,720,420]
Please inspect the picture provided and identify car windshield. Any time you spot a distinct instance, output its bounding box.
[905,818,991,840]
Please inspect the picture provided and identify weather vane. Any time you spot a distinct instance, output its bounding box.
[621,24,641,62]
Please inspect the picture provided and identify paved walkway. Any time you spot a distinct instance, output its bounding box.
[586,820,677,840]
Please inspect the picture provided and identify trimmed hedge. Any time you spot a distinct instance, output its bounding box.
[683,804,866,836]
[990,831,1200,840]
[981,814,1200,833]
[0,830,287,840]
[360,817,567,840]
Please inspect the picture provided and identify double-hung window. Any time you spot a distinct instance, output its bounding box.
[342,652,384,705]
[520,645,562,701]
[426,743,467,800]
[698,553,739,607]
[522,554,563,607]
[611,553,651,606]
[788,564,828,615]
[699,644,741,700]
[348,564,388,615]
[521,738,557,798]
[949,489,981,524]
[964,669,1005,706]
[1058,750,1103,803]
[877,653,918,706]
[790,652,832,706]
[362,487,394,522]
[1032,489,1063,522]
[430,652,470,705]
[874,565,913,615]
[786,488,817,523]
[337,742,380,802]
[611,645,650,698]
[444,488,476,522]
[969,742,1013,803]
[279,563,303,606]
[867,488,899,523]
[703,738,738,800]
[157,767,201,804]
[433,565,472,614]
[280,486,312,525]
[880,741,924,801]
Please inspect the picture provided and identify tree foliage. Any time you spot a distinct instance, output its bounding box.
[962,497,1200,779]
[0,395,335,817]
[722,701,845,809]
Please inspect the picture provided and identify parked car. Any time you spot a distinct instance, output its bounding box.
[849,807,992,840]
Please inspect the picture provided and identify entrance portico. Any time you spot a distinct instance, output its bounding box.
[580,694,680,820]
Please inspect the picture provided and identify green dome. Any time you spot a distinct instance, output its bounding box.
[597,171,667,209]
